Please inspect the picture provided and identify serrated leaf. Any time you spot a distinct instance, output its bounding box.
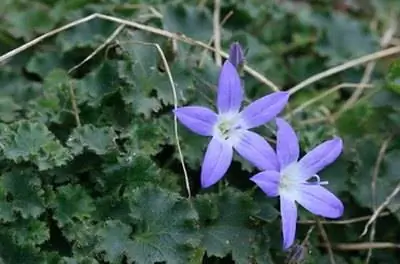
[1,170,45,218]
[195,188,264,264]
[26,50,64,78]
[117,31,193,110]
[66,124,117,155]
[0,233,43,264]
[8,218,49,246]
[75,61,119,107]
[96,220,131,263]
[51,184,95,227]
[0,96,21,123]
[55,18,115,51]
[125,185,200,264]
[386,60,400,94]
[100,155,179,195]
[1,121,71,170]
[161,3,213,42]
[315,12,378,66]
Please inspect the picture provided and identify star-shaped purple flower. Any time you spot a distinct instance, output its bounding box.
[250,118,344,249]
[174,60,289,188]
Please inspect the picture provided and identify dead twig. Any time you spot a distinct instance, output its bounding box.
[288,45,400,95]
[68,24,126,74]
[213,0,222,66]
[361,181,400,238]
[335,17,397,121]
[320,242,400,251]
[286,83,373,118]
[316,217,336,264]
[365,135,393,263]
[0,13,279,91]
[298,212,390,225]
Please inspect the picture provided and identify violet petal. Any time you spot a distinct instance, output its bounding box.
[233,130,279,171]
[298,137,343,179]
[296,185,344,218]
[280,196,297,249]
[250,170,280,197]
[201,137,233,188]
[217,60,243,114]
[276,118,300,170]
[241,92,289,129]
[174,106,217,136]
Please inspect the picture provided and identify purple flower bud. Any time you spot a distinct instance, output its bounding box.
[228,42,245,69]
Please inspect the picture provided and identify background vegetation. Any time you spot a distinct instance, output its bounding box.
[0,0,400,263]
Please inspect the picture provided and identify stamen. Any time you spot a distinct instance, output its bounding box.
[305,175,329,186]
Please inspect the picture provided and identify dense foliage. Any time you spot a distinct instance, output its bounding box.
[0,0,400,263]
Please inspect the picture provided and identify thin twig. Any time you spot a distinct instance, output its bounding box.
[116,40,192,198]
[361,181,400,238]
[298,212,390,225]
[68,24,126,74]
[288,45,400,95]
[199,10,233,67]
[213,0,222,66]
[320,242,400,251]
[285,83,373,118]
[68,81,81,127]
[336,19,397,121]
[0,13,279,91]
[365,136,393,263]
[316,217,336,264]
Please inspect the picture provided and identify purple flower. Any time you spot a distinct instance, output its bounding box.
[250,118,344,249]
[228,42,244,69]
[174,60,289,188]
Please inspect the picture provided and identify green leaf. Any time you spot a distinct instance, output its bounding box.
[1,121,72,170]
[117,31,194,110]
[66,124,117,155]
[75,61,120,107]
[0,96,21,123]
[195,188,266,264]
[1,169,45,218]
[96,220,131,263]
[51,184,95,227]
[0,233,43,264]
[161,3,213,42]
[386,60,400,94]
[7,218,49,246]
[315,12,378,66]
[125,185,200,264]
[26,51,64,78]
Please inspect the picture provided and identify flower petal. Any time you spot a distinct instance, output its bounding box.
[201,137,233,188]
[228,42,245,68]
[296,185,344,218]
[276,118,299,169]
[298,137,343,178]
[250,170,280,197]
[280,196,297,249]
[217,60,243,114]
[174,106,217,136]
[241,92,289,129]
[233,130,279,171]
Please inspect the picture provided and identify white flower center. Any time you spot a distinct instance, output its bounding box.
[278,162,329,199]
[213,113,243,142]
